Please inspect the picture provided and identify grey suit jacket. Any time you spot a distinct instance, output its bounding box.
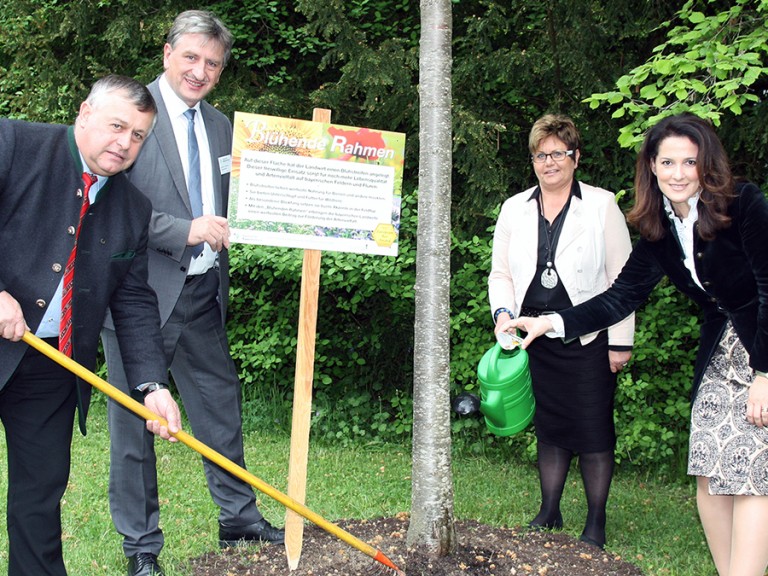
[121,78,233,327]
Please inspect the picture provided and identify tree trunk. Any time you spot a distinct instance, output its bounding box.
[406,0,456,556]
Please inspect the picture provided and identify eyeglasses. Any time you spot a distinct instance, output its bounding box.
[531,150,574,163]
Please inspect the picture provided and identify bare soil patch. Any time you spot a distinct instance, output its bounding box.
[189,515,643,575]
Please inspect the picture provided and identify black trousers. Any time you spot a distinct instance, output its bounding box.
[0,340,77,576]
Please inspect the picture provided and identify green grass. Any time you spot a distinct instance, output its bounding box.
[0,396,713,575]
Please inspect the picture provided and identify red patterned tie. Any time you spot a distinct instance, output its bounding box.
[59,173,96,357]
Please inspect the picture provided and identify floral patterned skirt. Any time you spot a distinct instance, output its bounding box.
[688,323,768,495]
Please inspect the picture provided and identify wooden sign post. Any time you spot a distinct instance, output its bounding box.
[227,106,404,571]
[284,108,330,569]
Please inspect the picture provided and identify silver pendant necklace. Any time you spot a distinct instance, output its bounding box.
[539,193,567,290]
[541,265,558,289]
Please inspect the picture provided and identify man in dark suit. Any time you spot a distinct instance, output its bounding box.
[0,75,182,576]
[101,11,284,576]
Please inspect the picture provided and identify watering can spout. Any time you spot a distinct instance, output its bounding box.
[476,342,534,436]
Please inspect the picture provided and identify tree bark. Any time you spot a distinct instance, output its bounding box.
[406,0,456,556]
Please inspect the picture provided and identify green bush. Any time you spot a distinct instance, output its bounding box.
[228,192,419,445]
[614,282,699,474]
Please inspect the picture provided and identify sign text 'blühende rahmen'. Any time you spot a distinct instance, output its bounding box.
[228,112,406,257]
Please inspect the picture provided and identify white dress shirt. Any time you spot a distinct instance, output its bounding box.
[663,193,703,290]
[158,74,217,276]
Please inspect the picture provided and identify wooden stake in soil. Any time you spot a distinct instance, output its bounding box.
[284,107,330,570]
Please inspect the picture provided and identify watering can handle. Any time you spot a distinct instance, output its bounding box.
[488,339,521,380]
[487,342,502,381]
[490,341,502,362]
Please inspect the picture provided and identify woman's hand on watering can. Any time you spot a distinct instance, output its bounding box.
[500,316,554,349]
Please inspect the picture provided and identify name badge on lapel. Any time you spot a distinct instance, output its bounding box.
[218,155,232,175]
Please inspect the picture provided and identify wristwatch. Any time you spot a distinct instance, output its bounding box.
[131,382,169,402]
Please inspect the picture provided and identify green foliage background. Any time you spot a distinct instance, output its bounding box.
[2,0,766,476]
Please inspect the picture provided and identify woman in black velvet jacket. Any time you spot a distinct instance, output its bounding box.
[502,113,768,576]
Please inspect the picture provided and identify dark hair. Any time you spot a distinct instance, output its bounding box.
[528,114,581,156]
[628,113,734,241]
[86,74,156,115]
[167,10,233,67]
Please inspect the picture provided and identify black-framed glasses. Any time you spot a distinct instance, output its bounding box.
[531,150,574,163]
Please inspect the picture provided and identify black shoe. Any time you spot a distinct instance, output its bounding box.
[127,553,164,576]
[527,512,563,531]
[219,518,285,547]
[579,533,606,550]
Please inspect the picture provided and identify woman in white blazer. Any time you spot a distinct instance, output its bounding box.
[488,114,634,549]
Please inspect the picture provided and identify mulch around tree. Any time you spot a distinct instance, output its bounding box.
[188,514,644,575]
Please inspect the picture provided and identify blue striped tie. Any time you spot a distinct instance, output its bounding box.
[184,109,203,257]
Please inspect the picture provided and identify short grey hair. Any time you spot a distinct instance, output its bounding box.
[85,75,157,116]
[167,10,234,67]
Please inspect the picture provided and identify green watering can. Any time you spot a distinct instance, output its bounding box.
[476,342,535,436]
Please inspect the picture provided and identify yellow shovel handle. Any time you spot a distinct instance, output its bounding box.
[21,331,403,575]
